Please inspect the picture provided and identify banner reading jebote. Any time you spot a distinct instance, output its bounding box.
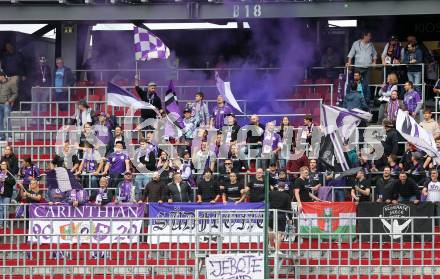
[148,202,264,244]
[206,253,264,279]
[299,202,356,241]
[29,204,145,244]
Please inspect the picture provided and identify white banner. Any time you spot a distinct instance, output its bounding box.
[29,204,145,244]
[29,219,143,244]
[206,253,264,279]
[148,203,264,244]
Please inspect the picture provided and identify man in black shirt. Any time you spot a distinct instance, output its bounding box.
[381,118,401,158]
[197,169,221,203]
[135,80,162,127]
[351,169,371,204]
[388,172,420,204]
[269,182,292,253]
[245,168,266,202]
[294,166,320,211]
[142,171,165,203]
[221,172,244,203]
[375,166,395,202]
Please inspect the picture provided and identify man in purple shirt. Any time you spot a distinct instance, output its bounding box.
[210,95,233,130]
[403,81,422,118]
[102,141,130,193]
[20,158,40,188]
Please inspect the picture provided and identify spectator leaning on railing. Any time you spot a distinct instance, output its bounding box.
[346,30,377,91]
[402,44,423,92]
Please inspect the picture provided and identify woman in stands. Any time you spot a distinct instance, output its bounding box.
[74,99,95,128]
[78,122,96,160]
[0,161,16,228]
[0,145,18,175]
[278,116,296,170]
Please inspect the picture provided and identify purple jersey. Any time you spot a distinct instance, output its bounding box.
[118,180,133,202]
[22,165,40,186]
[403,90,421,114]
[107,152,129,174]
[212,105,233,129]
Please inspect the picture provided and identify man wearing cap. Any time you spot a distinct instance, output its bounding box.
[135,81,162,127]
[0,71,17,140]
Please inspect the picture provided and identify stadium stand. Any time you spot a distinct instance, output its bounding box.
[1,1,440,277]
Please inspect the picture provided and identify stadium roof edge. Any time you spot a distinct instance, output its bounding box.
[0,1,438,22]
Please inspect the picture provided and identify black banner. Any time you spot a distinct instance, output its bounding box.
[357,202,435,242]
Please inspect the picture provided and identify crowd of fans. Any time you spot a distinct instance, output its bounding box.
[0,33,439,231]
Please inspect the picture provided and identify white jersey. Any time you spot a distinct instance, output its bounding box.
[425,180,440,202]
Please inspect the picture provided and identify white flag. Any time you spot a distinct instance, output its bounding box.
[215,72,243,113]
[396,109,440,165]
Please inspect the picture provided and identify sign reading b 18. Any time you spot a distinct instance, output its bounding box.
[232,4,262,18]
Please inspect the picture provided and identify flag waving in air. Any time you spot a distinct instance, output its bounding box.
[134,26,170,61]
[107,82,159,114]
[396,109,440,165]
[320,104,371,174]
[215,72,243,113]
[164,80,184,139]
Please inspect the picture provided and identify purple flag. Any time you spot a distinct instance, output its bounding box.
[133,26,170,61]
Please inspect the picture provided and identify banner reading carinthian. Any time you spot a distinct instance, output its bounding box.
[299,202,356,241]
[29,204,146,244]
[148,202,264,244]
[357,202,434,242]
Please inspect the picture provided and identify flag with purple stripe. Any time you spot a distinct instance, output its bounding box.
[164,80,184,138]
[107,82,159,113]
[133,26,170,61]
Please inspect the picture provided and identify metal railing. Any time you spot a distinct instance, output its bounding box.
[1,202,440,278]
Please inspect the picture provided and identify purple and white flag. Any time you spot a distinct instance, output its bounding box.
[320,104,371,172]
[215,71,243,113]
[321,104,372,141]
[133,26,170,61]
[396,109,440,165]
[164,80,184,138]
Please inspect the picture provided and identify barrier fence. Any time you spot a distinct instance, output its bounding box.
[1,202,440,278]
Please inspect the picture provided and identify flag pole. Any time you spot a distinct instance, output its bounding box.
[135,60,139,83]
